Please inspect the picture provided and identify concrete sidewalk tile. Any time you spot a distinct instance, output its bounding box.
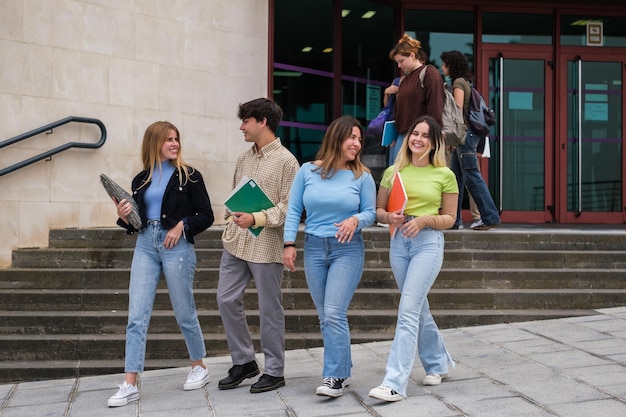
[477,362,560,385]
[1,403,68,417]
[576,318,626,334]
[429,377,517,403]
[519,321,614,344]
[516,377,610,405]
[499,338,571,355]
[601,383,626,399]
[8,381,76,407]
[0,384,13,401]
[564,364,626,387]
[551,398,626,417]
[70,389,137,417]
[562,338,625,356]
[288,392,366,417]
[369,393,458,417]
[142,407,210,417]
[527,349,611,369]
[77,373,123,393]
[451,396,552,417]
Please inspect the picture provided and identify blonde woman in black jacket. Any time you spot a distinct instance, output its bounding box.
[108,121,214,407]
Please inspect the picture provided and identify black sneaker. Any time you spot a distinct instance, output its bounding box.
[218,360,260,390]
[315,377,351,397]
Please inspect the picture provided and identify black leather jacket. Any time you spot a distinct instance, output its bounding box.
[117,167,214,244]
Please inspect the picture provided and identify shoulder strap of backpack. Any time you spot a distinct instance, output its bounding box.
[418,64,432,88]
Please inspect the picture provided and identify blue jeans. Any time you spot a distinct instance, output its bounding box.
[382,228,454,396]
[304,232,364,378]
[124,221,206,373]
[449,131,501,227]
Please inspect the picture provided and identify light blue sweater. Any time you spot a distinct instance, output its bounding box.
[144,161,175,220]
[284,162,376,242]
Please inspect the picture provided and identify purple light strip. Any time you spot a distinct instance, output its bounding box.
[280,120,327,131]
[274,62,389,87]
[493,136,622,144]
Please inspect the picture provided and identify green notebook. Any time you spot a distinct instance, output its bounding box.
[224,176,275,237]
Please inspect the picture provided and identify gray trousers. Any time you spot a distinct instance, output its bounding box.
[217,250,285,377]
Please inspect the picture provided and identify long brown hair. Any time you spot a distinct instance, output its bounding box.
[139,121,194,188]
[314,116,369,179]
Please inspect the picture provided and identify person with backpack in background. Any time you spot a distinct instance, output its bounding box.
[440,50,501,230]
[466,136,491,229]
[388,35,443,165]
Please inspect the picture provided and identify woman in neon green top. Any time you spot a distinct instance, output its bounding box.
[369,115,459,402]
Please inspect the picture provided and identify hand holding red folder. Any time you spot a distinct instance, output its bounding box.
[386,172,407,237]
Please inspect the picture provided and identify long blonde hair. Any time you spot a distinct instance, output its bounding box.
[139,121,194,188]
[392,116,447,178]
[314,116,369,179]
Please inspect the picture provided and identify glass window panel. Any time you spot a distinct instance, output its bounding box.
[274,0,334,164]
[404,10,474,69]
[274,0,333,72]
[482,12,552,45]
[489,58,546,211]
[342,0,395,83]
[274,72,333,164]
[566,61,622,212]
[561,15,626,47]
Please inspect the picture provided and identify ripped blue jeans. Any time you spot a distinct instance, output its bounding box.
[124,221,206,372]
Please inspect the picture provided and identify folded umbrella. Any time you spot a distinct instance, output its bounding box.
[100,174,142,230]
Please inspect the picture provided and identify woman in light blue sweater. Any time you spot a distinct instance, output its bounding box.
[283,116,376,398]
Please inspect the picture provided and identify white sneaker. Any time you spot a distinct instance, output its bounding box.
[315,377,351,397]
[470,219,482,229]
[368,385,403,402]
[184,365,210,390]
[108,382,139,407]
[423,373,446,386]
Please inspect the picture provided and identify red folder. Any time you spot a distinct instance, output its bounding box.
[387,172,407,237]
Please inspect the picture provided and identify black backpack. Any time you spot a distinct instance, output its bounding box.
[466,86,495,137]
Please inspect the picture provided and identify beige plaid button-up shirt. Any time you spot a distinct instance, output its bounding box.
[222,138,299,264]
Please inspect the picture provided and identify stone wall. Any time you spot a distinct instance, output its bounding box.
[0,0,269,266]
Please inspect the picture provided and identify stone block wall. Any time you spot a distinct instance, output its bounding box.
[0,0,269,266]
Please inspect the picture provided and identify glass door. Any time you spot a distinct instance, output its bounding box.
[482,50,555,223]
[557,54,625,223]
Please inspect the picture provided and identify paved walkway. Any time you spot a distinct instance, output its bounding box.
[2,307,626,417]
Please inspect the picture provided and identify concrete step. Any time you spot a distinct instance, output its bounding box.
[1,267,625,290]
[47,227,626,251]
[0,332,394,362]
[0,309,398,335]
[0,307,602,337]
[3,226,626,383]
[11,247,626,269]
[2,288,625,312]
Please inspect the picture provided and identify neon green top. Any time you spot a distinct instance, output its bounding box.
[381,164,458,217]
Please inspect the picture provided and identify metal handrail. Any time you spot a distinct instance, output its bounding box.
[0,116,107,177]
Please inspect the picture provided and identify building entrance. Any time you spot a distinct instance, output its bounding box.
[482,45,625,224]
